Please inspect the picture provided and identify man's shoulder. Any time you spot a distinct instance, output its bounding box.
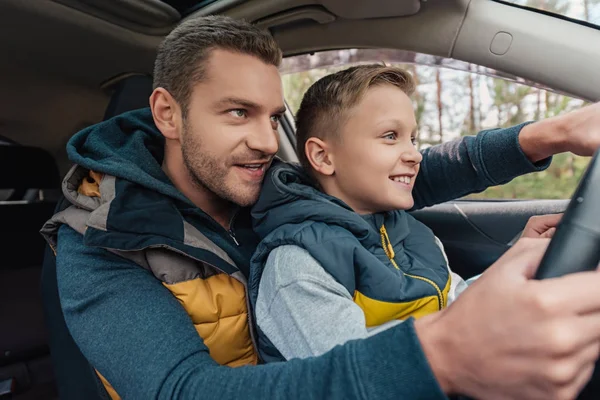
[55,224,138,271]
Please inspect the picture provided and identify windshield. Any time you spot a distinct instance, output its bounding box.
[498,0,600,28]
[161,0,220,15]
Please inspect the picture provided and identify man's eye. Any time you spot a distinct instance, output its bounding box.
[270,114,282,129]
[382,132,397,140]
[229,109,247,118]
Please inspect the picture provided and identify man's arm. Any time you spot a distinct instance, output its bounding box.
[56,225,446,400]
[416,238,600,399]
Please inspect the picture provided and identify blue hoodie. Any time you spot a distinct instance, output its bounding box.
[48,108,549,399]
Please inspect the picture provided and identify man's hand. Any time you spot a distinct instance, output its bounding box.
[415,238,600,400]
[522,213,563,239]
[519,102,600,163]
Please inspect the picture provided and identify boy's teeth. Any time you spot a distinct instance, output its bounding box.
[392,176,411,184]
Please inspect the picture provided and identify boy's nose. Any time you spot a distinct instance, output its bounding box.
[401,145,423,165]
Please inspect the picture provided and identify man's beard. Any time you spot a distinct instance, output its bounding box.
[180,125,266,208]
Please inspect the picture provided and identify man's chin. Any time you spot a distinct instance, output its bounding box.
[228,187,261,208]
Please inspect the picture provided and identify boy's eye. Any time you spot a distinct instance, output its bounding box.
[411,137,418,146]
[382,132,397,140]
[229,109,247,118]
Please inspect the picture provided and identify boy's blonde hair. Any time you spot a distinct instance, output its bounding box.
[295,64,416,174]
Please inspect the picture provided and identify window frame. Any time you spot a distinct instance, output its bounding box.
[492,0,600,31]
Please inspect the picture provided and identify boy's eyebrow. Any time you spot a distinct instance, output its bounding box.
[376,118,418,133]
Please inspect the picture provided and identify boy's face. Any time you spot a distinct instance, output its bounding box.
[327,84,422,214]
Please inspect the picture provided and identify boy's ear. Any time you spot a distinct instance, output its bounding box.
[150,88,183,141]
[305,137,335,176]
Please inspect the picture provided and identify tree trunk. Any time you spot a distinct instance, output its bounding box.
[435,69,443,143]
[567,154,575,177]
[477,67,483,129]
[536,89,542,120]
[408,65,424,150]
[468,64,476,134]
[584,0,590,21]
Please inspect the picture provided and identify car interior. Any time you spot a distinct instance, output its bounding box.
[1,0,599,399]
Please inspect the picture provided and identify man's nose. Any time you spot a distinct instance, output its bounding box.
[401,145,423,165]
[247,120,279,156]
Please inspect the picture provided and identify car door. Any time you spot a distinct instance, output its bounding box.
[278,48,589,279]
[410,199,569,278]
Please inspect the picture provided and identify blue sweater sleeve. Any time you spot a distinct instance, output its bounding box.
[56,225,447,400]
[413,123,551,210]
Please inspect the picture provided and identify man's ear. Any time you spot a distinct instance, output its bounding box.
[150,88,182,141]
[305,137,335,176]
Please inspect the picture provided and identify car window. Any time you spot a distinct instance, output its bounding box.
[281,49,589,200]
[496,0,600,29]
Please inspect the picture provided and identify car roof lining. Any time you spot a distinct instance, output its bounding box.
[453,0,600,102]
[0,0,598,172]
[52,0,182,33]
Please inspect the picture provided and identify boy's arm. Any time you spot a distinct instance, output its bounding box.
[56,225,446,400]
[412,123,551,210]
[256,245,402,360]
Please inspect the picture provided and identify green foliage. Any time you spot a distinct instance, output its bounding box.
[467,153,590,200]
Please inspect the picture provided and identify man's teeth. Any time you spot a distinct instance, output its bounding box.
[243,164,262,170]
[392,176,411,184]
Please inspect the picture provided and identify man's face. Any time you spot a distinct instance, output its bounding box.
[181,49,285,207]
[328,85,422,214]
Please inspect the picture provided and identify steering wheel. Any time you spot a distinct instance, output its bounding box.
[534,150,600,279]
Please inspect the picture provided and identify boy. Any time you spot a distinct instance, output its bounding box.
[248,65,468,362]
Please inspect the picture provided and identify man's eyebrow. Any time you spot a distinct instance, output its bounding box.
[216,97,261,110]
[273,106,287,115]
[216,97,287,115]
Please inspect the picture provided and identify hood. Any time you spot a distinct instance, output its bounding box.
[67,107,190,205]
[251,160,403,248]
[58,107,259,276]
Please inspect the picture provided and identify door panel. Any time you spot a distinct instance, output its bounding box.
[411,199,568,279]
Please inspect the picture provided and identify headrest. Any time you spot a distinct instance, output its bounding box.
[103,75,153,120]
[0,145,60,190]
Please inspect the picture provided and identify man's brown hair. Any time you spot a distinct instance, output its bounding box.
[295,65,416,174]
[153,15,282,117]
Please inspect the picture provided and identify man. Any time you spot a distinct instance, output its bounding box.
[42,15,600,400]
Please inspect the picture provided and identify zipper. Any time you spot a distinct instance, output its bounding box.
[48,241,57,256]
[108,243,260,358]
[229,229,240,246]
[379,224,445,310]
[240,274,260,363]
[228,210,240,246]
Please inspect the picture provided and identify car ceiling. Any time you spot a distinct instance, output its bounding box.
[0,0,599,174]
